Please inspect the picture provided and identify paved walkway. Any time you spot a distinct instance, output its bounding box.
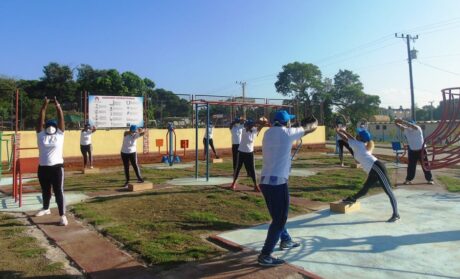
[217,183,460,278]
[28,209,156,279]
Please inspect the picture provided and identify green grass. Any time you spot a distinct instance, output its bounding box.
[0,213,70,278]
[71,186,307,270]
[437,175,460,192]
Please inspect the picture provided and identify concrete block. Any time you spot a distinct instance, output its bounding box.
[350,163,361,168]
[128,181,154,192]
[212,158,224,163]
[330,201,361,214]
[82,168,100,174]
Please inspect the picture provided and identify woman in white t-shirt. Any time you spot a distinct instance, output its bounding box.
[203,122,219,159]
[229,116,245,172]
[230,118,266,192]
[336,123,354,167]
[80,123,96,169]
[121,125,145,187]
[337,128,400,223]
[34,97,68,226]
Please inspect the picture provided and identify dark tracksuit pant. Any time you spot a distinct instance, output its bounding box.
[406,148,433,181]
[260,183,292,255]
[121,152,143,182]
[338,139,354,162]
[352,160,399,216]
[80,144,92,167]
[232,144,239,172]
[233,151,256,185]
[38,165,65,216]
[203,138,218,157]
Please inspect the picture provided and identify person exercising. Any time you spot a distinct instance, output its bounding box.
[229,116,245,172]
[336,122,354,167]
[35,97,68,226]
[80,123,96,169]
[394,119,434,185]
[121,125,145,187]
[203,121,219,159]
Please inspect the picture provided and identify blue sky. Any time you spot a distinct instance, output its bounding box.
[1,0,459,109]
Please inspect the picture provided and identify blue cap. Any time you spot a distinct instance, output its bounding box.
[45,120,57,128]
[245,119,255,126]
[129,125,137,132]
[357,128,371,142]
[274,110,295,124]
[409,120,416,124]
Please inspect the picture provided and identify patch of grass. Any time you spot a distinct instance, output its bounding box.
[185,211,219,222]
[0,213,69,277]
[437,175,460,192]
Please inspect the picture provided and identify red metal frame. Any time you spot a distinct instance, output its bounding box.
[422,87,460,170]
[191,100,291,109]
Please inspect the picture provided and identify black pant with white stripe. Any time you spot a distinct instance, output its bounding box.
[233,151,257,185]
[80,144,92,167]
[406,148,433,182]
[121,152,143,182]
[352,160,398,216]
[38,165,65,216]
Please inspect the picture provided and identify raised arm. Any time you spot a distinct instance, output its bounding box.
[36,97,50,133]
[301,115,318,136]
[138,128,146,136]
[336,128,355,142]
[91,126,97,133]
[54,97,65,132]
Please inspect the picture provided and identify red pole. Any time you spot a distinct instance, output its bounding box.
[84,91,88,123]
[15,89,19,132]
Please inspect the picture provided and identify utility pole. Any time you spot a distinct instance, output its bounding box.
[395,33,419,121]
[429,101,434,121]
[236,81,247,118]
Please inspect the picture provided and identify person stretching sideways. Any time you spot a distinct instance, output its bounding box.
[337,128,400,223]
[35,97,68,226]
[394,119,434,185]
[257,111,318,267]
[229,116,245,172]
[80,123,96,169]
[203,121,219,159]
[230,118,267,192]
[121,125,145,187]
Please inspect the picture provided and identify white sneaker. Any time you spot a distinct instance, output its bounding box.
[60,215,68,226]
[35,209,51,217]
[90,166,94,169]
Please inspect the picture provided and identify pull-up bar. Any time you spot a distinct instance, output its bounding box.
[192,98,293,181]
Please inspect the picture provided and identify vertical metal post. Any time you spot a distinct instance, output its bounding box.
[15,89,19,133]
[406,35,416,121]
[195,103,198,179]
[206,103,210,181]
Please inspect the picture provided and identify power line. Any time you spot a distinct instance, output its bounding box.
[416,60,460,76]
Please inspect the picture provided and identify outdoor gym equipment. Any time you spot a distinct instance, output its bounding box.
[191,99,292,181]
[0,132,14,181]
[422,87,460,170]
[161,122,181,166]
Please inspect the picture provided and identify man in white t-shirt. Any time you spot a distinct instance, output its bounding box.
[229,117,245,172]
[80,123,96,169]
[257,111,318,267]
[395,119,433,185]
[203,122,219,159]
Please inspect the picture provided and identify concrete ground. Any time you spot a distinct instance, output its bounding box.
[218,187,460,279]
[0,192,88,212]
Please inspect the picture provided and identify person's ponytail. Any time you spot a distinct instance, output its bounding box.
[366,140,375,153]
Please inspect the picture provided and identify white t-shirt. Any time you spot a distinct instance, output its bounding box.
[121,133,140,154]
[404,125,424,150]
[348,139,377,174]
[80,130,92,145]
[261,126,304,182]
[231,124,244,145]
[37,130,65,166]
[204,125,214,139]
[238,127,258,153]
[336,126,346,141]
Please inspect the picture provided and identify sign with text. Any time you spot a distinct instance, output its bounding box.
[88,95,144,128]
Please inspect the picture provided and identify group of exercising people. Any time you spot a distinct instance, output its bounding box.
[33,96,434,267]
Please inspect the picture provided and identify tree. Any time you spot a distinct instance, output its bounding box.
[121,71,145,96]
[328,69,380,125]
[41,62,77,103]
[275,62,323,117]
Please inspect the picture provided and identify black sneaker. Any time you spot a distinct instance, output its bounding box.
[342,196,356,203]
[137,179,144,183]
[387,214,400,222]
[257,254,285,267]
[280,240,300,250]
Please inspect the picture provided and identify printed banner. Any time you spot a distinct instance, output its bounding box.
[88,95,144,128]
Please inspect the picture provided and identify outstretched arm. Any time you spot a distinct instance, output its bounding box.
[36,97,50,133]
[54,97,65,132]
[301,116,318,136]
[91,126,97,133]
[138,128,146,136]
[336,128,355,142]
